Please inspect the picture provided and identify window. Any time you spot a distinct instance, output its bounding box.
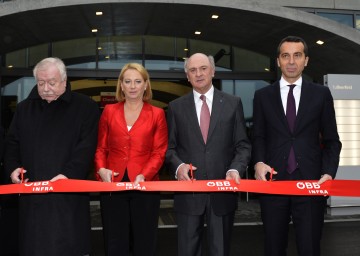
[317,12,354,27]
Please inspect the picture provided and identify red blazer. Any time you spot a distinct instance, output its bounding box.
[95,102,168,182]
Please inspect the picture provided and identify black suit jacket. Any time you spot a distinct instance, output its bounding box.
[252,80,342,180]
[166,88,251,215]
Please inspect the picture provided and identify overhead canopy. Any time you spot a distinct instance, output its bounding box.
[0,1,359,82]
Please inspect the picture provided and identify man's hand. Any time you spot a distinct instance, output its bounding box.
[226,170,241,184]
[254,162,277,181]
[10,168,28,184]
[177,163,197,181]
[318,174,332,185]
[50,174,68,182]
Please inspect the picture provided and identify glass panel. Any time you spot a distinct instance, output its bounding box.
[233,47,271,72]
[221,79,270,137]
[317,12,354,27]
[144,36,183,70]
[356,14,360,30]
[143,36,188,71]
[145,35,174,60]
[29,44,48,67]
[221,80,234,95]
[6,44,49,68]
[234,80,269,119]
[189,39,231,71]
[1,77,36,102]
[98,35,142,69]
[176,38,188,62]
[53,38,97,67]
[5,49,27,68]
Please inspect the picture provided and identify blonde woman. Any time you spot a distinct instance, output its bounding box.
[95,63,168,256]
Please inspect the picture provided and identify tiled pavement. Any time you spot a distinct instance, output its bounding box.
[90,192,360,229]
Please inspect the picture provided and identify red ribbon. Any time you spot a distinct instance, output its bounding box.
[0,179,360,197]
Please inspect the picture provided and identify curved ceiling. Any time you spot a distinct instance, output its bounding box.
[0,1,360,82]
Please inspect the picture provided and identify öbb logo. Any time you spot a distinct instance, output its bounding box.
[24,181,54,192]
[296,182,328,195]
[206,181,238,191]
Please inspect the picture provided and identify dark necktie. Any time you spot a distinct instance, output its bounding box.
[200,95,210,143]
[286,84,297,173]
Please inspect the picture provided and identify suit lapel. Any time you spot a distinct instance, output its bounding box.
[130,102,152,131]
[184,92,204,143]
[271,82,289,132]
[295,81,312,133]
[116,102,128,131]
[207,89,223,141]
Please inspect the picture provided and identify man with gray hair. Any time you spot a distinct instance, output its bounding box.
[5,57,99,256]
[166,53,251,256]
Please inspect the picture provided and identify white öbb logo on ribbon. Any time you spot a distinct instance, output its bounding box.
[116,182,146,190]
[296,182,328,195]
[24,181,54,192]
[206,181,238,191]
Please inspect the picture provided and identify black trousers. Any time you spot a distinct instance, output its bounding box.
[176,194,235,256]
[260,170,327,256]
[100,190,160,256]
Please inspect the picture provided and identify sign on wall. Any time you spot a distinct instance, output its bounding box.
[324,74,360,215]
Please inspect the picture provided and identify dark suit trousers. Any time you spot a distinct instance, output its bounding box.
[176,194,235,256]
[100,191,160,256]
[259,170,327,256]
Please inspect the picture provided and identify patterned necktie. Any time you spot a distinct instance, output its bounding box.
[286,84,297,173]
[200,95,210,143]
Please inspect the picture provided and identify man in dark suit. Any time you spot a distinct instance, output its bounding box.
[166,53,251,256]
[252,36,342,256]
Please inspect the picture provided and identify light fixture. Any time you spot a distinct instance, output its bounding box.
[264,68,270,71]
[92,29,98,33]
[7,65,13,68]
[212,14,219,19]
[96,11,103,16]
[194,31,201,35]
[184,48,188,51]
[316,40,324,45]
[98,47,102,50]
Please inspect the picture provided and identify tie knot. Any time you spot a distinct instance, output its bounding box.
[288,84,296,91]
[200,95,206,102]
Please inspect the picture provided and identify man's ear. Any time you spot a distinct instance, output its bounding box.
[304,56,309,67]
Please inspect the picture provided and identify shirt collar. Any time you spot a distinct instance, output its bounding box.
[193,85,214,101]
[280,76,302,90]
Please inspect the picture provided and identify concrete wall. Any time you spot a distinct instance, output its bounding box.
[1,0,360,16]
[264,0,360,10]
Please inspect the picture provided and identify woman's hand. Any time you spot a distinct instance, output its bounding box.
[98,168,119,182]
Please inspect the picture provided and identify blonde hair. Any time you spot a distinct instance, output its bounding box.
[115,63,152,102]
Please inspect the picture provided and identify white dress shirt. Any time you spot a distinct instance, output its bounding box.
[280,76,302,114]
[193,86,214,124]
